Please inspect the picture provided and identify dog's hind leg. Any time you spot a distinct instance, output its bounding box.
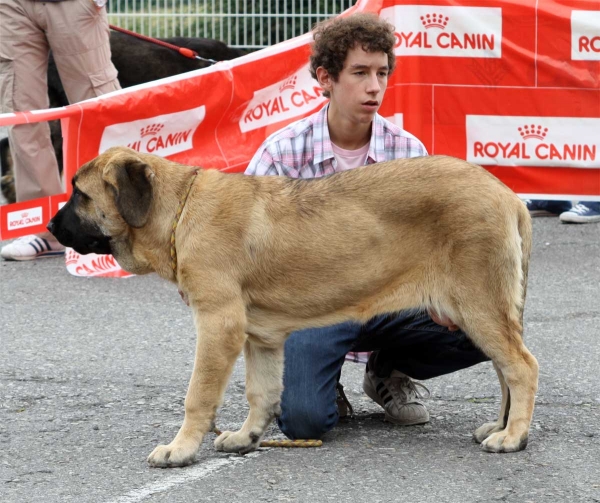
[455,208,536,452]
[481,344,537,453]
[473,362,510,443]
[147,295,247,468]
[215,340,284,454]
[460,310,538,453]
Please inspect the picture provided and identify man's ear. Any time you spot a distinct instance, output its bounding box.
[102,155,153,228]
[316,66,333,94]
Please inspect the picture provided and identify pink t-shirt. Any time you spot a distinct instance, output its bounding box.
[331,141,370,171]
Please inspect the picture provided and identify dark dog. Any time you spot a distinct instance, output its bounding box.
[0,138,13,203]
[0,31,243,203]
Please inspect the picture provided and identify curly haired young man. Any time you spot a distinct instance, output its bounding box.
[245,13,489,440]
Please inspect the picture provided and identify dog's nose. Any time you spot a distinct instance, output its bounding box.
[47,221,54,234]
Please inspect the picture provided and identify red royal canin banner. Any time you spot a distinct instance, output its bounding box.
[0,0,598,277]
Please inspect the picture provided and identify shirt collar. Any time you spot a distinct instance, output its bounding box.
[313,104,335,166]
[316,104,387,166]
[367,113,388,164]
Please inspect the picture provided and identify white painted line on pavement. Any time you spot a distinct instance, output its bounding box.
[105,453,260,503]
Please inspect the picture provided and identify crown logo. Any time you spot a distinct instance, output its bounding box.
[421,13,449,29]
[21,212,28,217]
[140,123,164,137]
[65,249,78,265]
[279,75,297,92]
[518,124,548,140]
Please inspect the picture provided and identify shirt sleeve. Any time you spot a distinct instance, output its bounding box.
[245,143,280,176]
[414,140,429,157]
[405,134,429,158]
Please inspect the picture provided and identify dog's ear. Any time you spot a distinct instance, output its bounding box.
[102,155,153,228]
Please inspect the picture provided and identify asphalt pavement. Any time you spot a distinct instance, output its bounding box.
[1,217,599,503]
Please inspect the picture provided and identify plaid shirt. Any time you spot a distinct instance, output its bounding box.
[245,104,428,364]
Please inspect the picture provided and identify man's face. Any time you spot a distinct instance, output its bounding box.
[320,46,389,125]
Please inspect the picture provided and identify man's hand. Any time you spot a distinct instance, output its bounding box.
[428,309,459,331]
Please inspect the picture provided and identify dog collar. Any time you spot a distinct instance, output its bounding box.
[170,169,199,276]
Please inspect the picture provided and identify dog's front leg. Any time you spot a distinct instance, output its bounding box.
[147,298,247,468]
[215,340,284,454]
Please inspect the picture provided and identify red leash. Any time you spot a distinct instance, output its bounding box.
[109,24,217,65]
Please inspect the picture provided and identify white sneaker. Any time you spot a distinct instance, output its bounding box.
[363,369,430,425]
[1,235,65,261]
[559,203,600,224]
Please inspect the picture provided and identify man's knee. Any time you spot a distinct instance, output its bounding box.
[277,403,337,440]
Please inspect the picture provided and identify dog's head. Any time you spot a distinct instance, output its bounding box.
[48,147,153,258]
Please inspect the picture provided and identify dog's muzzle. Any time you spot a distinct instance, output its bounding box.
[48,204,112,256]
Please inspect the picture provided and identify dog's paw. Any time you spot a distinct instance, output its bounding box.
[473,421,504,444]
[147,441,199,468]
[214,429,261,454]
[480,430,528,453]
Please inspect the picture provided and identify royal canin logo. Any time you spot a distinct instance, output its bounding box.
[421,13,449,29]
[381,6,502,58]
[65,249,130,277]
[127,122,192,154]
[140,124,164,138]
[65,248,78,266]
[467,116,599,168]
[475,125,595,162]
[571,11,600,61]
[239,64,327,133]
[578,36,600,54]
[99,106,206,157]
[279,75,297,92]
[7,207,43,230]
[518,124,548,141]
[127,124,193,155]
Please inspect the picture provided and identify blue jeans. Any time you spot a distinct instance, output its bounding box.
[532,200,572,213]
[532,201,600,213]
[277,311,489,439]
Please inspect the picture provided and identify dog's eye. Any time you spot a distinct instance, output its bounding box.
[74,187,91,202]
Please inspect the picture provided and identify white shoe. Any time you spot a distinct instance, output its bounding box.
[559,203,600,224]
[1,235,65,261]
[363,369,430,425]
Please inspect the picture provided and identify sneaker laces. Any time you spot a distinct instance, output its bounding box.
[570,203,590,215]
[385,375,431,404]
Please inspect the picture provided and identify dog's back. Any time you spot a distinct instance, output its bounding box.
[208,156,531,335]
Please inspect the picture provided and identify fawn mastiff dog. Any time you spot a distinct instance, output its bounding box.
[47,146,538,468]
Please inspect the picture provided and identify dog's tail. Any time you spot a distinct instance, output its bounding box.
[517,202,533,334]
